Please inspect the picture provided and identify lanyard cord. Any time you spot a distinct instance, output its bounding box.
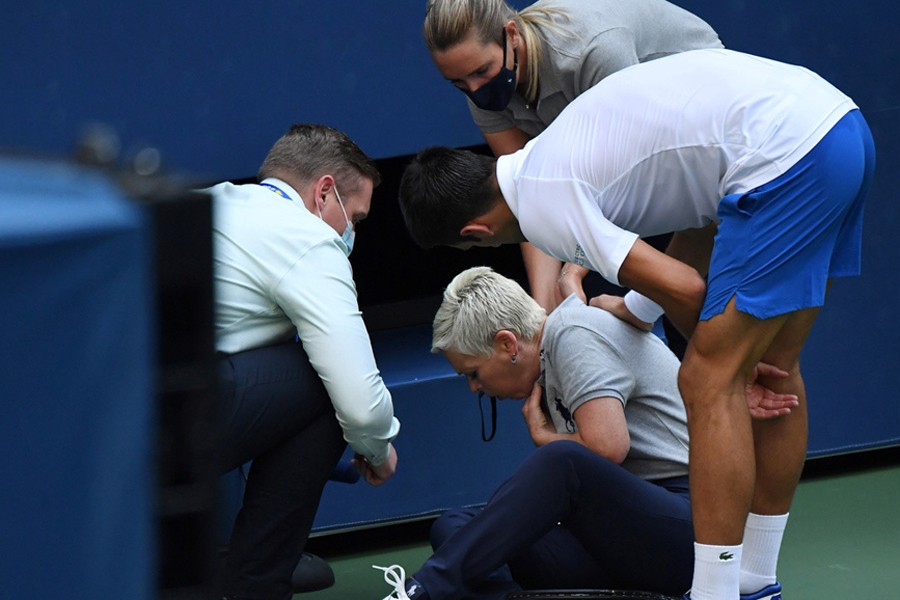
[478,391,498,442]
[258,182,292,200]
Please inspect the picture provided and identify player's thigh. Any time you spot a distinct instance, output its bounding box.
[758,304,822,372]
[684,298,788,383]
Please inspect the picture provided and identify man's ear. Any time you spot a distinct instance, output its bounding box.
[460,221,494,239]
[313,175,335,209]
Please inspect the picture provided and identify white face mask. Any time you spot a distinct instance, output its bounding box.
[317,186,355,256]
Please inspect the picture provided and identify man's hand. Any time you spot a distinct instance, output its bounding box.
[352,443,398,486]
[522,382,555,446]
[589,294,653,331]
[746,363,799,419]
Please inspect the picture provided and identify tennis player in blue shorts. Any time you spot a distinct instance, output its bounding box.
[397,48,875,600]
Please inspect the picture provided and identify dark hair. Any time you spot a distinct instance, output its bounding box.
[398,147,499,248]
[258,124,381,192]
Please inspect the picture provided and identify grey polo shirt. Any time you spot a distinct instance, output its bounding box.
[469,0,723,136]
[539,295,689,481]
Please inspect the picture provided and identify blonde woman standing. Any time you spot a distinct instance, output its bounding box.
[424,0,722,313]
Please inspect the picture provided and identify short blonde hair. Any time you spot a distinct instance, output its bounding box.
[423,0,571,104]
[432,266,546,357]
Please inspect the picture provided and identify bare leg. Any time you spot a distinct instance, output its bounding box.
[680,298,823,600]
[679,299,788,544]
[750,306,820,515]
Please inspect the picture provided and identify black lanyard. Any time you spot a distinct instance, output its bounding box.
[478,391,498,442]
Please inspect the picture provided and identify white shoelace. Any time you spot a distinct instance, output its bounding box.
[373,564,411,600]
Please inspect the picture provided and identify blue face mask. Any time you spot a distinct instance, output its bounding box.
[463,28,518,111]
[333,186,355,256]
[315,186,355,256]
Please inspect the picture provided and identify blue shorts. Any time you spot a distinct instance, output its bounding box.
[701,109,875,321]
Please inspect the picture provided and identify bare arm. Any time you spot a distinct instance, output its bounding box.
[593,223,718,328]
[616,238,707,338]
[571,396,630,463]
[665,222,718,277]
[522,383,630,463]
[483,127,531,156]
[557,263,590,304]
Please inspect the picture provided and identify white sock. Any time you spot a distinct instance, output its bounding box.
[739,512,789,594]
[690,542,742,600]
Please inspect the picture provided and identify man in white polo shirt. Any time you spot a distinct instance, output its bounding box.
[398,49,875,600]
[210,124,400,600]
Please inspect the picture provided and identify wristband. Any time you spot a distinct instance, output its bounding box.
[623,291,664,324]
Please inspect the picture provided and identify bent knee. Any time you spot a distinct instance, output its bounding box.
[530,439,596,470]
[430,507,480,549]
[678,351,753,413]
[677,352,737,395]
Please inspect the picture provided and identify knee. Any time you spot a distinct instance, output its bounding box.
[430,508,479,550]
[534,439,584,460]
[530,441,619,488]
[677,351,748,417]
[677,356,710,413]
[527,440,593,474]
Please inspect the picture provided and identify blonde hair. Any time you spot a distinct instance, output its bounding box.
[424,0,571,104]
[432,267,546,357]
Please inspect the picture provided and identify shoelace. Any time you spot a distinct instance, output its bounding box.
[373,564,410,600]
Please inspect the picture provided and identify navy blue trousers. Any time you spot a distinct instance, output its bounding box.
[216,340,346,600]
[415,441,693,600]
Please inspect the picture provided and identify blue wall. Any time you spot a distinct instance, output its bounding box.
[1,1,486,180]
[2,1,896,178]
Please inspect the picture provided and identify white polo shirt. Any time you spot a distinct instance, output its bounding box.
[496,49,856,285]
[210,178,399,464]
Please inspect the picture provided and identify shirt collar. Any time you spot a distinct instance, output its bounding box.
[259,177,304,204]
[512,31,565,112]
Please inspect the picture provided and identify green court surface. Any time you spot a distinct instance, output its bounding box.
[300,450,900,599]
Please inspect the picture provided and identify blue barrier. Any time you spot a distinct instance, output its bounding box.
[0,157,154,600]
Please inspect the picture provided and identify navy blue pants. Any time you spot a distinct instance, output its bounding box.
[216,340,346,600]
[415,441,693,599]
